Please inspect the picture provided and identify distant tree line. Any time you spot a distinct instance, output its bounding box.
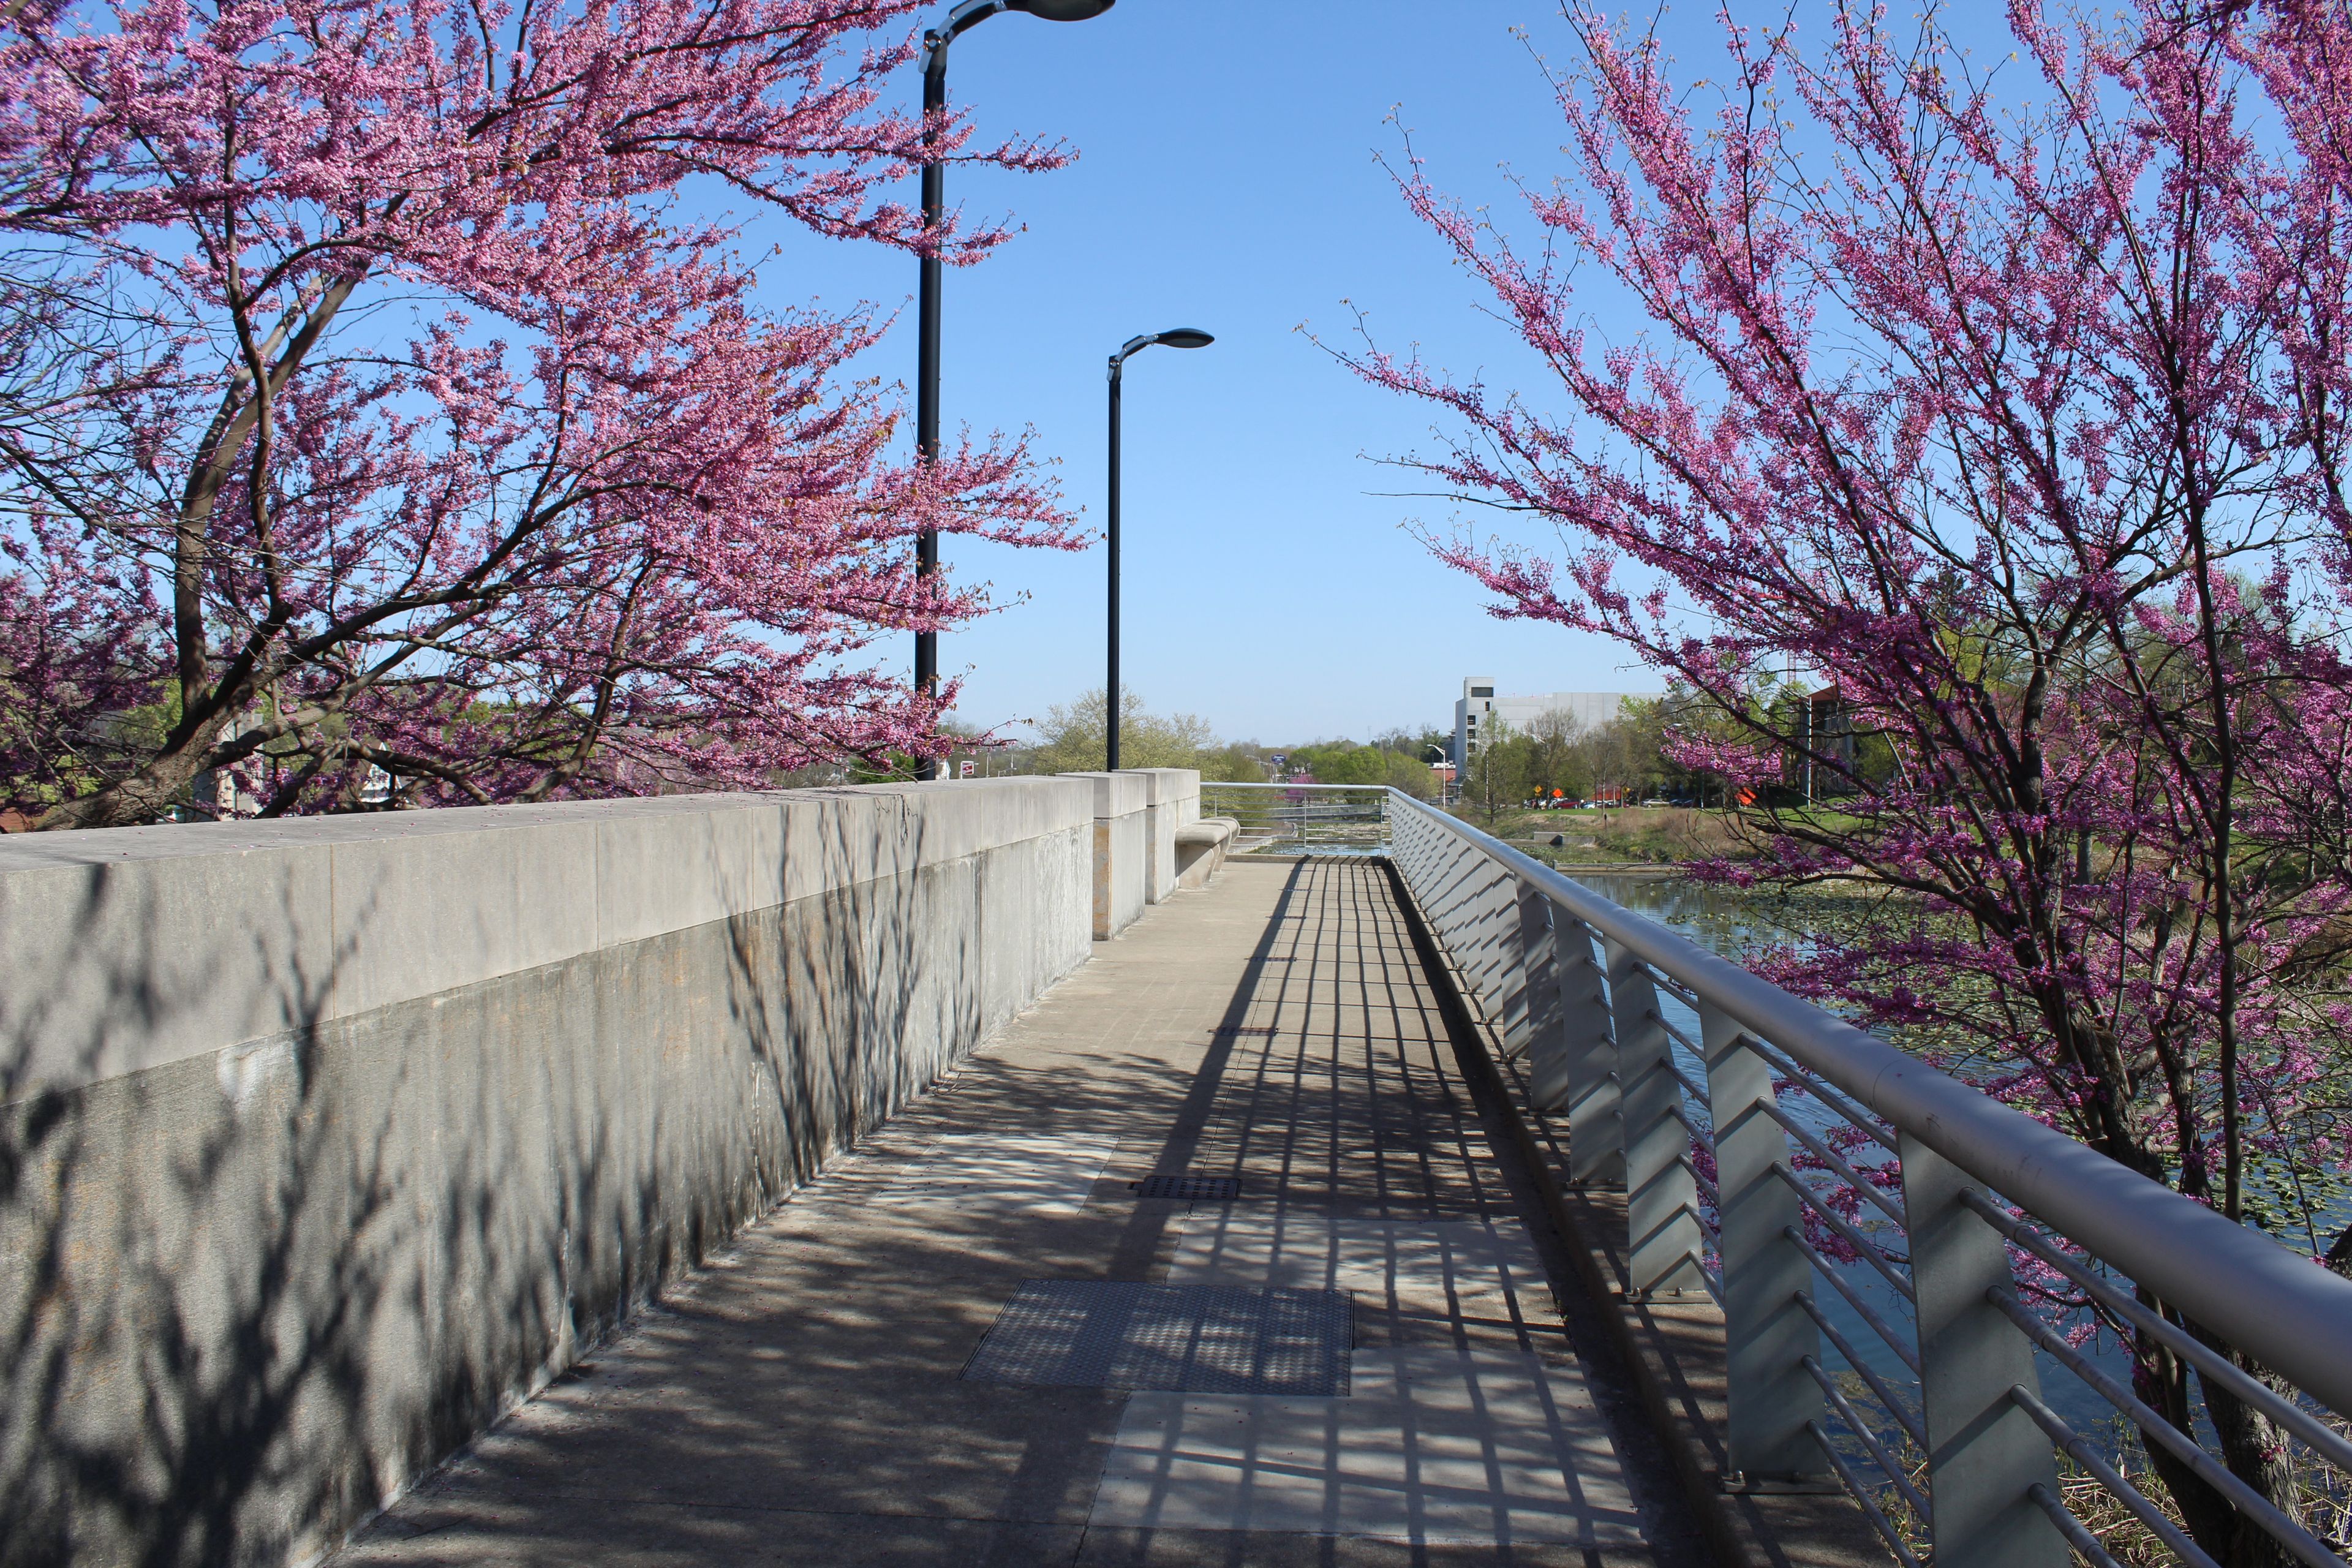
[1459,695,1773,819]
[960,691,1449,797]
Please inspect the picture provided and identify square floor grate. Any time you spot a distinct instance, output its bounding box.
[963,1281,1351,1396]
[1131,1175,1242,1201]
[1210,1025,1279,1038]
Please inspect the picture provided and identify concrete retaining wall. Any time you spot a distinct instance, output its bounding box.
[0,780,1095,1568]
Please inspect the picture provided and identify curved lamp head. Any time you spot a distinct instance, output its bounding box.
[943,0,1110,42]
[1115,326,1216,366]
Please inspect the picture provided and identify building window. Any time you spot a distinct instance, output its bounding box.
[1471,686,1493,698]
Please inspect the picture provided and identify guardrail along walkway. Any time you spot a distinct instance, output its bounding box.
[331,858,1690,1567]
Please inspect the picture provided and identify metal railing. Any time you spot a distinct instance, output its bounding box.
[1200,781,1395,854]
[1385,791,2352,1568]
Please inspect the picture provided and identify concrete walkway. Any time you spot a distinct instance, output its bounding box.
[331,859,1694,1566]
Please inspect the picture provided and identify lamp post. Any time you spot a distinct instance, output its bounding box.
[1105,327,1213,771]
[913,0,1113,781]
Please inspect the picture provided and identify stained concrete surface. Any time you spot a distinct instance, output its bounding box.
[329,859,1705,1566]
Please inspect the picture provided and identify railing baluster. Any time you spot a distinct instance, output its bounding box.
[1372,789,2352,1568]
[1430,832,1468,944]
[1550,913,1621,1180]
[1465,861,1518,1023]
[1501,875,1560,1064]
[1484,864,1523,1019]
[1900,1134,2065,1568]
[1608,938,1706,1298]
[1703,1009,1823,1484]
[1436,850,1471,944]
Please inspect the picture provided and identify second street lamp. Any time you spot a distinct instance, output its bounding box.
[1105,328,1214,771]
[913,0,1114,780]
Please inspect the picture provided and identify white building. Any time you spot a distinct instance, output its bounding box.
[1452,677,1632,765]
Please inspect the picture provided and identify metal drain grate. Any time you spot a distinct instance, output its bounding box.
[1210,1025,1279,1037]
[1131,1175,1242,1200]
[963,1281,1351,1395]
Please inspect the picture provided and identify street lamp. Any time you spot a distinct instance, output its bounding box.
[1106,327,1214,771]
[913,0,1115,782]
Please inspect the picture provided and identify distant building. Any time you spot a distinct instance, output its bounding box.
[1452,677,1632,765]
[1796,684,1855,798]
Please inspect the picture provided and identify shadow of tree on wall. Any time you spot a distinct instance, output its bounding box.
[715,791,1095,1219]
[1,858,414,1567]
[0,792,1082,1568]
[0,862,663,1568]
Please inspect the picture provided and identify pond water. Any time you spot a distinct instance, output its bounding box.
[1565,872,2139,1460]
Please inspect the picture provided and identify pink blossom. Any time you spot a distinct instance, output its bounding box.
[0,0,1078,823]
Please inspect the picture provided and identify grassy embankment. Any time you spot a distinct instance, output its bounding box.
[1444,804,1747,867]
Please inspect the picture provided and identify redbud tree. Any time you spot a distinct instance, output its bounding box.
[0,0,1077,827]
[1349,2,2352,1557]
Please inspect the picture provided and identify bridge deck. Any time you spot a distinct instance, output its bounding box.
[333,858,1693,1566]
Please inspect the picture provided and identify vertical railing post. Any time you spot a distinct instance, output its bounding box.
[1607,940,1705,1298]
[1482,867,1535,1050]
[1547,914,1621,1184]
[1413,824,1442,916]
[1901,1135,2065,1568]
[1702,1008,1822,1482]
[1428,829,1459,921]
[1424,823,1452,914]
[1461,862,1515,1025]
[1499,875,1558,1063]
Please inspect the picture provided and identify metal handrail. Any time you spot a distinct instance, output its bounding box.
[1201,780,1397,855]
[1389,791,2352,1412]
[1381,786,2352,1566]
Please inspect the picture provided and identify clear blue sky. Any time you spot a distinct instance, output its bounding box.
[751,2,1672,745]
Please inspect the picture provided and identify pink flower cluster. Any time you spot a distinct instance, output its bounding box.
[0,0,1079,823]
[1345,2,2352,1421]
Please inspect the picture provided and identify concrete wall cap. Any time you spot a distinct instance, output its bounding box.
[1057,771,1150,817]
[1113,767,1200,806]
[0,780,1097,1096]
[0,778,1093,873]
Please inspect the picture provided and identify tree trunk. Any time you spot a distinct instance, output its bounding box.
[32,723,227,829]
[2138,1316,2244,1558]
